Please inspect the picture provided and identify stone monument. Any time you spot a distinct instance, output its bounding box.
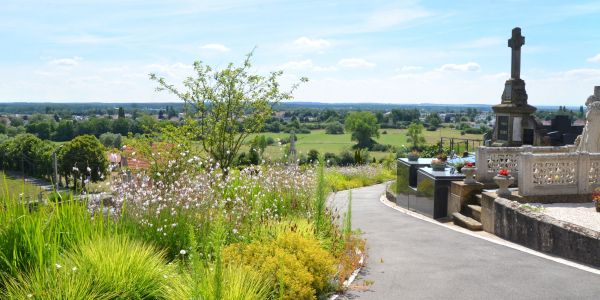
[576,86,600,153]
[491,27,544,146]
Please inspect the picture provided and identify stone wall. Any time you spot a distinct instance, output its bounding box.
[494,198,600,267]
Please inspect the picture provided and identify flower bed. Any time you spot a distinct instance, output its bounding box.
[0,162,363,299]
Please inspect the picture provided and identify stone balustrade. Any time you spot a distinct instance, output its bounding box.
[475,145,576,183]
[519,152,600,196]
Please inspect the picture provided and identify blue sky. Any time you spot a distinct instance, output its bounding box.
[1,0,599,105]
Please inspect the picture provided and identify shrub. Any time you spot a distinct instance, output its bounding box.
[223,231,336,300]
[98,132,122,149]
[325,122,344,134]
[338,150,355,166]
[371,143,392,152]
[307,149,319,163]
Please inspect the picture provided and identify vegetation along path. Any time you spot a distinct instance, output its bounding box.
[332,183,600,300]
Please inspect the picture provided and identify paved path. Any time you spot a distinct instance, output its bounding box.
[331,183,600,300]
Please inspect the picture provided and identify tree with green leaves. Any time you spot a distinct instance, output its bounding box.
[344,111,380,149]
[406,122,426,150]
[58,135,108,190]
[150,51,306,173]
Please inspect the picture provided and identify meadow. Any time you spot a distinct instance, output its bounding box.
[0,171,45,200]
[255,127,483,160]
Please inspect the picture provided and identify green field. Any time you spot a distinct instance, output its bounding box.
[0,171,45,200]
[253,128,483,160]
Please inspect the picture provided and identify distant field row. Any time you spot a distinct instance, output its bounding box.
[251,128,483,160]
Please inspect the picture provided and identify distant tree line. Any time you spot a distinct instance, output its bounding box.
[0,134,108,190]
[0,111,180,143]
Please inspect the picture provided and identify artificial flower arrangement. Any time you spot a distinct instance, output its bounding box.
[494,168,513,197]
[407,150,420,161]
[593,187,600,212]
[498,168,510,177]
[431,158,446,171]
[462,161,477,184]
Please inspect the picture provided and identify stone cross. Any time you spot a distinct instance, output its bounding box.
[508,27,525,79]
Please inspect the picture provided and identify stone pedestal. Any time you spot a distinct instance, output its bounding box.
[448,181,484,216]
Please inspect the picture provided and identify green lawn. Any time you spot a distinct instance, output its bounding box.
[0,171,45,200]
[254,128,483,160]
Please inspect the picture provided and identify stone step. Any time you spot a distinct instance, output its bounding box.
[452,212,483,231]
[467,204,482,222]
[474,194,482,205]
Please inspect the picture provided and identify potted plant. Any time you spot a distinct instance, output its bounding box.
[462,162,477,184]
[452,161,465,173]
[494,168,514,198]
[431,158,446,171]
[593,188,600,212]
[437,153,448,163]
[407,150,420,162]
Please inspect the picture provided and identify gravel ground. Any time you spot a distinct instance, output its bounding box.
[532,202,600,232]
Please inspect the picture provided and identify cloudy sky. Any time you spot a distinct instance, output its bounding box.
[1,0,599,105]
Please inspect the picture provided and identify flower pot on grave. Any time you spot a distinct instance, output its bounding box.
[462,167,477,184]
[494,175,514,198]
[407,154,419,162]
[595,201,600,212]
[431,164,446,171]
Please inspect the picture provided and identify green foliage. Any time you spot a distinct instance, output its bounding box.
[0,194,113,279]
[65,236,185,299]
[344,111,380,149]
[353,148,370,165]
[150,51,306,173]
[314,157,327,236]
[406,122,426,150]
[98,132,122,149]
[58,135,108,189]
[325,165,396,192]
[187,263,271,300]
[325,121,345,134]
[343,191,352,238]
[223,231,336,300]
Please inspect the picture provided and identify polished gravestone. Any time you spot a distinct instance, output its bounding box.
[396,161,464,219]
[414,167,464,219]
[396,158,432,209]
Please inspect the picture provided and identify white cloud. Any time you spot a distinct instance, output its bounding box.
[48,57,83,67]
[399,65,423,72]
[587,53,600,63]
[279,60,336,72]
[292,37,332,51]
[338,58,375,68]
[438,62,480,72]
[200,43,230,52]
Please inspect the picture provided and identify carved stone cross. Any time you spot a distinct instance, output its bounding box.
[508,27,525,79]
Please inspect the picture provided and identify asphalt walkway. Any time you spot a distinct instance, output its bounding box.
[331,183,600,300]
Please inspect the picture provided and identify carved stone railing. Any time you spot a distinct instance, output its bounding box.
[519,152,600,196]
[475,145,576,183]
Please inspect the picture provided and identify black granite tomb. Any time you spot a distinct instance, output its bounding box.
[396,160,464,219]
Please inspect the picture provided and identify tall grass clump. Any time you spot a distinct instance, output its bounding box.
[314,157,327,235]
[343,190,352,238]
[0,192,113,280]
[3,235,187,299]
